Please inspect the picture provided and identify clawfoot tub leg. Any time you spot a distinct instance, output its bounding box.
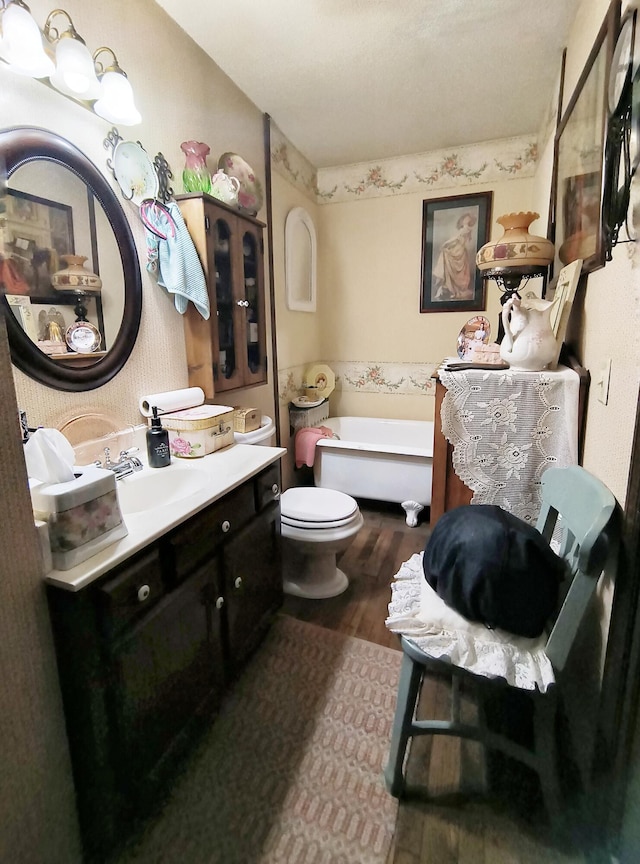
[401,500,423,527]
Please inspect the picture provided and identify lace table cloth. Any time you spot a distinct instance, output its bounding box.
[439,364,579,525]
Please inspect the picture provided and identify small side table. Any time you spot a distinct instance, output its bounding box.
[288,399,329,432]
[431,356,589,529]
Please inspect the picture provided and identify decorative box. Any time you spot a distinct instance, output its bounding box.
[233,407,260,434]
[30,466,128,571]
[161,404,234,458]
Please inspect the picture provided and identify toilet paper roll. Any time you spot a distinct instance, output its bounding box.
[139,387,205,417]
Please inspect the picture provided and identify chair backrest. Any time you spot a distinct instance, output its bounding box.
[535,465,616,671]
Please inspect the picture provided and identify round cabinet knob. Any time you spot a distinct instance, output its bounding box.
[271,483,280,498]
[215,596,225,609]
[234,576,242,589]
[137,584,151,602]
[221,520,231,533]
[236,299,249,307]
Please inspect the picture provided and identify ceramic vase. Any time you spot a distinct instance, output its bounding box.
[476,211,555,272]
[51,255,102,292]
[499,295,558,371]
[181,140,211,193]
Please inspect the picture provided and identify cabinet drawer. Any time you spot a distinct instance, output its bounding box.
[169,482,255,580]
[255,463,281,512]
[96,547,165,636]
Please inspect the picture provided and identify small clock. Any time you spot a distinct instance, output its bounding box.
[609,8,637,116]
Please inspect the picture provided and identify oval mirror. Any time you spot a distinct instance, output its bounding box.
[285,206,316,312]
[0,127,142,391]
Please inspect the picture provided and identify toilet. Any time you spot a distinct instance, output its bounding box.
[280,486,364,599]
[235,415,364,599]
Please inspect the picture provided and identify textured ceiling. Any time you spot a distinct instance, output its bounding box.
[153,0,581,168]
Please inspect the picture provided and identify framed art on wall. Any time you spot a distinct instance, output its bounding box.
[550,0,619,278]
[420,192,492,313]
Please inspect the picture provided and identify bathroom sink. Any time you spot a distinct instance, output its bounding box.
[116,468,209,516]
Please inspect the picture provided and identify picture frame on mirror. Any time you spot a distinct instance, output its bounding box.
[420,191,492,313]
[3,189,76,296]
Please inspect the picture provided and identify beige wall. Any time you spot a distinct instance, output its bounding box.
[4,0,275,431]
[1,1,273,860]
[317,175,535,422]
[3,0,640,859]
[531,0,640,794]
[270,168,322,485]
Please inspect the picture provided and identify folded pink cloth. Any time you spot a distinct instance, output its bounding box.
[294,426,334,469]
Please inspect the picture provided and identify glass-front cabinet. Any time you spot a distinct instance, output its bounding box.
[176,193,267,395]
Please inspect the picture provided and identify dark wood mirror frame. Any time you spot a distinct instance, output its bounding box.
[0,126,142,392]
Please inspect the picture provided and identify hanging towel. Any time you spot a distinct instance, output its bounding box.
[145,201,210,320]
[294,426,334,469]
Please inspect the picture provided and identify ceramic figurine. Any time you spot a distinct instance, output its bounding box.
[209,170,240,207]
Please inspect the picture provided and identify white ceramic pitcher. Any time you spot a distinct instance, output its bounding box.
[499,295,558,371]
[210,170,240,206]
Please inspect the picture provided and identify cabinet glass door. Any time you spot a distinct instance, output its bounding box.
[213,217,240,388]
[241,228,266,385]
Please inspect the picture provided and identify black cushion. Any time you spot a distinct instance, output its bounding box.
[422,504,565,638]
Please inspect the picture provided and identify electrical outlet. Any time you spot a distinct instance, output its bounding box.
[597,357,612,405]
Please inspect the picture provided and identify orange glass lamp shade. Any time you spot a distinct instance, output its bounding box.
[476,212,554,272]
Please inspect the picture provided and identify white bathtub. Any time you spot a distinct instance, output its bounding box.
[314,416,433,508]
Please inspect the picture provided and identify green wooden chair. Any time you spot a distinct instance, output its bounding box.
[384,465,616,826]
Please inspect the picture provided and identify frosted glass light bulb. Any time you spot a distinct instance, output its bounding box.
[93,69,141,126]
[0,3,54,78]
[50,36,101,99]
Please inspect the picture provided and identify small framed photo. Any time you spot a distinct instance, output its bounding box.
[420,192,492,313]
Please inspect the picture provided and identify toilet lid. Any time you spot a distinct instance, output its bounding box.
[281,487,358,525]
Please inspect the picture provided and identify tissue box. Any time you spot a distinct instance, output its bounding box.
[161,405,234,458]
[233,407,260,433]
[30,466,128,571]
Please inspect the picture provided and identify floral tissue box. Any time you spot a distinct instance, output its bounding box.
[30,466,128,571]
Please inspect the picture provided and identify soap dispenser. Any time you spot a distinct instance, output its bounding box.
[147,406,171,468]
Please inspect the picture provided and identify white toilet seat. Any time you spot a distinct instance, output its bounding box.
[280,487,357,529]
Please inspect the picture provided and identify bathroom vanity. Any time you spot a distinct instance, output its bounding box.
[45,444,284,861]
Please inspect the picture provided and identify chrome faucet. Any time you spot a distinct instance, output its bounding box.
[96,447,143,480]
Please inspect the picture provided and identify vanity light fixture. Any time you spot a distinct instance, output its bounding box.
[92,47,141,127]
[0,0,54,78]
[0,3,141,125]
[44,9,100,100]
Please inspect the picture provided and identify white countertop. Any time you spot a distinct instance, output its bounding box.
[44,442,286,592]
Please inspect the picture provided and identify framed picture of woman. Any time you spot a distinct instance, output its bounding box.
[420,191,492,313]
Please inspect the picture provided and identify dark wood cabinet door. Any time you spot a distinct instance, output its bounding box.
[223,503,282,674]
[108,562,224,785]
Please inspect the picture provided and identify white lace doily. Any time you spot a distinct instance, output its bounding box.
[439,364,579,525]
[386,553,555,692]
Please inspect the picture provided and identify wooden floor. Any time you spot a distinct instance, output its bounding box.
[283,501,589,864]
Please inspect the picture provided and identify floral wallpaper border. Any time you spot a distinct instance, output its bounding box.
[278,360,439,404]
[271,122,319,204]
[316,135,538,204]
[271,126,538,205]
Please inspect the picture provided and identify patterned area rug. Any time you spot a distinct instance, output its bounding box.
[116,615,402,864]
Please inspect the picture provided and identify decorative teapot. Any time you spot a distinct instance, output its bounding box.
[499,295,558,371]
[210,170,240,206]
